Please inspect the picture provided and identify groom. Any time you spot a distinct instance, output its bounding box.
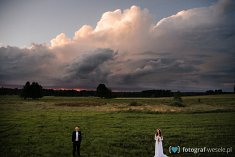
[72,126,82,156]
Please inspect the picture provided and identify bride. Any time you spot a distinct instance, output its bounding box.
[154,129,167,157]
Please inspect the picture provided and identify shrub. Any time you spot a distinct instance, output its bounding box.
[129,101,142,106]
[170,91,185,107]
[170,100,185,107]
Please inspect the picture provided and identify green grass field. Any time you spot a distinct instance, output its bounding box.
[0,95,235,157]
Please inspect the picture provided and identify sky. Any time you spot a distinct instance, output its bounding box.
[0,0,234,91]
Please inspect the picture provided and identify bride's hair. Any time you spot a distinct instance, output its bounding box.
[156,129,162,137]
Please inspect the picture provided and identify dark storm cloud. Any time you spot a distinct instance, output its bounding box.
[109,55,201,90]
[0,44,56,86]
[0,46,116,88]
[61,48,116,89]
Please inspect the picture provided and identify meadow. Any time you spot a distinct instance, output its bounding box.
[0,94,234,157]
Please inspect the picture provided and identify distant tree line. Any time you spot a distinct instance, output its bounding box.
[0,88,21,95]
[43,89,96,97]
[0,83,234,98]
[205,89,223,95]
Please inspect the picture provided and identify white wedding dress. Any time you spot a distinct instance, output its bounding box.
[154,135,167,157]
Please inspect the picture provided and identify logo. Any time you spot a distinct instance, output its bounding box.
[169,146,180,154]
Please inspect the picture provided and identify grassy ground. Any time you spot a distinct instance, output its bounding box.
[0,95,234,157]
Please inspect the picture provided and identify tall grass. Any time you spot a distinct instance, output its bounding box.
[0,95,234,157]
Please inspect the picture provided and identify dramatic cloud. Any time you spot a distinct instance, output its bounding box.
[62,48,116,89]
[0,0,234,91]
[0,44,55,85]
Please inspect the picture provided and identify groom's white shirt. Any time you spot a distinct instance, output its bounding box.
[76,131,79,141]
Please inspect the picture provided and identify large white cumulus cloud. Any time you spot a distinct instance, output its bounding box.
[1,0,234,91]
[50,5,154,57]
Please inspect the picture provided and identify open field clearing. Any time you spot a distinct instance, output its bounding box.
[0,95,234,157]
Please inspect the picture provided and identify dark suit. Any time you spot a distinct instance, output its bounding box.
[72,131,82,156]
